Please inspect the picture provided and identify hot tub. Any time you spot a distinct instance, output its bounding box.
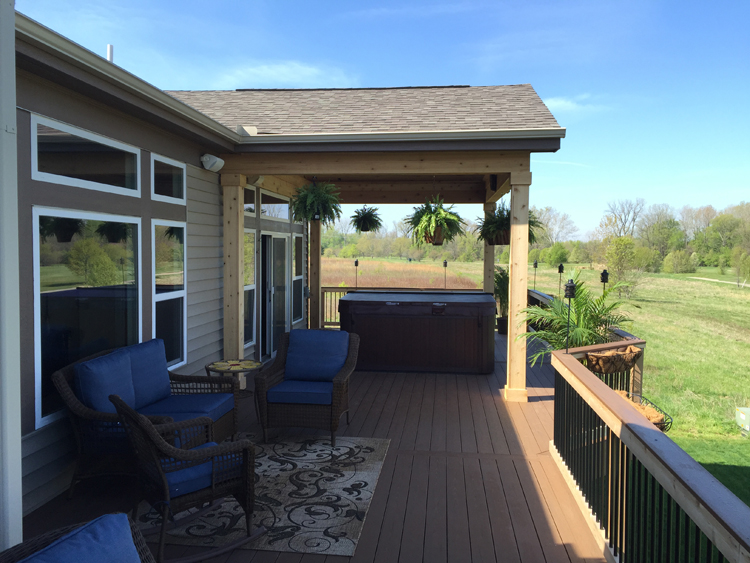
[339,291,496,374]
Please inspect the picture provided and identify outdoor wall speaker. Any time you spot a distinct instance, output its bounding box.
[201,154,225,172]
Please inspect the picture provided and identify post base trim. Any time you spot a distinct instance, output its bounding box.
[503,386,528,402]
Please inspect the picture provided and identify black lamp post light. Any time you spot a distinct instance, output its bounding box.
[564,278,576,353]
[355,259,359,289]
[600,269,609,295]
[443,259,448,289]
[558,263,564,298]
[533,259,538,290]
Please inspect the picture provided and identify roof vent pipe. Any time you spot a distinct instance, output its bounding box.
[107,44,113,62]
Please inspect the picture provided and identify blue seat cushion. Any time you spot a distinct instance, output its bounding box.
[285,330,349,382]
[127,339,171,409]
[136,393,234,422]
[19,513,140,563]
[267,380,333,405]
[74,350,135,413]
[165,442,218,498]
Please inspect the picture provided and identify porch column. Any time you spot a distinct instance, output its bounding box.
[483,201,495,293]
[0,0,24,548]
[221,174,247,359]
[505,173,531,402]
[309,219,321,328]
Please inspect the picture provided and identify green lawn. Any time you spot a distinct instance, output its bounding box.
[528,263,750,505]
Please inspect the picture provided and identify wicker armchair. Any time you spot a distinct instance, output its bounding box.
[52,350,239,497]
[255,330,360,447]
[0,516,155,563]
[110,395,263,563]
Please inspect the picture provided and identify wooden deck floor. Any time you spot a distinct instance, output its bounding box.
[24,335,606,563]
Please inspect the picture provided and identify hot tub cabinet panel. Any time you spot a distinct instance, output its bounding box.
[339,291,496,374]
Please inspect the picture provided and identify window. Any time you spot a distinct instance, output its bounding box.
[243,231,256,346]
[243,187,256,216]
[34,208,141,427]
[292,235,304,323]
[153,221,187,368]
[151,154,186,203]
[31,115,140,197]
[260,191,290,221]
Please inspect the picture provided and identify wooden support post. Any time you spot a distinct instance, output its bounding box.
[221,175,247,359]
[309,219,322,329]
[630,347,645,396]
[505,173,531,402]
[483,201,495,294]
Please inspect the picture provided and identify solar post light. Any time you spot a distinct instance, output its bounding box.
[533,259,538,290]
[443,259,448,289]
[564,278,576,353]
[600,269,609,295]
[558,263,565,298]
[355,259,359,289]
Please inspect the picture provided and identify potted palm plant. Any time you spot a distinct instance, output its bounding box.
[290,181,342,226]
[519,273,631,365]
[494,266,510,334]
[350,205,383,233]
[404,196,465,246]
[476,202,543,245]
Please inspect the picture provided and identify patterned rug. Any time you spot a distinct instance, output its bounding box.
[136,435,390,556]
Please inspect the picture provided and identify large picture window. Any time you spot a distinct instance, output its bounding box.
[153,221,186,367]
[244,187,256,216]
[292,234,304,323]
[243,231,256,347]
[31,115,140,197]
[151,154,186,204]
[260,190,290,221]
[34,208,140,427]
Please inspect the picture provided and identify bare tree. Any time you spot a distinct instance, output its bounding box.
[335,217,353,235]
[533,206,579,244]
[605,198,645,237]
[637,204,681,257]
[393,220,410,239]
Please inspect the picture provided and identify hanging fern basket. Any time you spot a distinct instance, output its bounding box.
[424,226,444,246]
[488,230,511,246]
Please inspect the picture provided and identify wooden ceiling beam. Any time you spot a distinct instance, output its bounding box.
[485,173,511,203]
[220,151,531,176]
[338,189,486,204]
[333,180,484,192]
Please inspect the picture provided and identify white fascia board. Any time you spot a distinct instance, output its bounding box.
[14,13,240,145]
[236,127,567,145]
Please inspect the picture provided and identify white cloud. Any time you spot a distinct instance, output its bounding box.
[543,94,609,114]
[213,61,359,90]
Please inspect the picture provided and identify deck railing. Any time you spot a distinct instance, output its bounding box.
[321,286,483,327]
[551,342,750,563]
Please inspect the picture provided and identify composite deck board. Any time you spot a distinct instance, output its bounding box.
[22,334,605,563]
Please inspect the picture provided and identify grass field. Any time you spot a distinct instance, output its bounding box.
[322,257,750,504]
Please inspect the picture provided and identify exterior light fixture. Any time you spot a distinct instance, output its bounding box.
[600,269,609,295]
[533,260,538,290]
[564,278,576,353]
[355,259,359,289]
[558,263,565,298]
[443,260,448,289]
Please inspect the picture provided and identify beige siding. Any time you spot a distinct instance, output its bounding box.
[181,165,225,374]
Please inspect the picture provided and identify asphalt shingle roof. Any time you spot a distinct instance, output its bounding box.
[166,84,560,135]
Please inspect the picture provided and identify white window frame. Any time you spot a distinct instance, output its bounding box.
[243,229,257,348]
[243,186,257,217]
[33,207,143,429]
[150,153,187,205]
[292,233,305,323]
[31,114,141,198]
[259,189,291,223]
[152,219,188,369]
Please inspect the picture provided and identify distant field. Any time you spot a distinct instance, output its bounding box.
[322,257,750,504]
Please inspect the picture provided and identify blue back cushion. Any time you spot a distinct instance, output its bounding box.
[285,330,349,382]
[19,513,140,563]
[74,350,135,413]
[127,339,171,409]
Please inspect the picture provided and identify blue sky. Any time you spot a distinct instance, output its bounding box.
[16,0,750,238]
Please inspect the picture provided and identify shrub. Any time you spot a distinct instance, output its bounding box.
[662,250,696,273]
[499,247,510,264]
[546,242,569,267]
[528,248,540,264]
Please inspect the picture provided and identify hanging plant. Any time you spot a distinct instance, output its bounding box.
[494,266,510,334]
[404,196,465,246]
[350,205,383,233]
[95,222,132,243]
[290,181,342,226]
[39,217,85,243]
[475,201,543,245]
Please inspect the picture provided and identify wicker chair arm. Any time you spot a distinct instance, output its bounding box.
[158,437,255,467]
[332,333,360,385]
[254,368,285,394]
[153,417,213,449]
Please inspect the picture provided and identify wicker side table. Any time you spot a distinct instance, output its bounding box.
[205,359,263,395]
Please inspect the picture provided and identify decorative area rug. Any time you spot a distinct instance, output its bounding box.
[136,435,390,556]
